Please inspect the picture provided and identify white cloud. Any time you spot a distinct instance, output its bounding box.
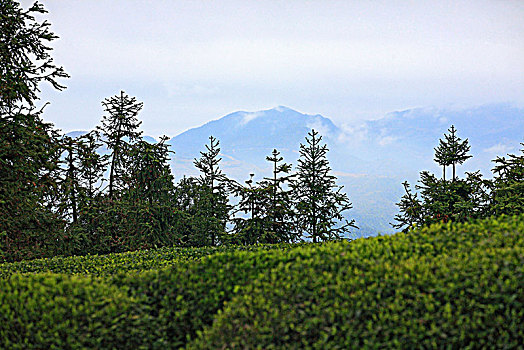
[484,143,516,155]
[379,136,398,146]
[240,111,263,126]
[306,117,332,138]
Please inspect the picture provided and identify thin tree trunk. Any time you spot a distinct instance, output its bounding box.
[68,147,78,224]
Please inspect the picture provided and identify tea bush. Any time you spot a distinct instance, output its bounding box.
[0,215,522,348]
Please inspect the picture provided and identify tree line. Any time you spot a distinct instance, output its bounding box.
[1,1,358,262]
[1,1,523,262]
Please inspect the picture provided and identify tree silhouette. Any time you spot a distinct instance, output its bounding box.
[292,129,357,242]
[97,91,143,198]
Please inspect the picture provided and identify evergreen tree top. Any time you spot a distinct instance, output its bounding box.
[1,0,69,112]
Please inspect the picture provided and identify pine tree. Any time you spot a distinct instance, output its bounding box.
[490,143,524,216]
[443,125,471,181]
[434,137,451,180]
[97,91,143,198]
[0,1,68,113]
[120,136,180,248]
[75,131,108,200]
[260,149,297,243]
[229,173,269,245]
[391,181,425,231]
[292,129,357,242]
[59,136,82,224]
[393,127,489,231]
[0,0,68,261]
[193,136,230,245]
[124,136,174,205]
[61,131,108,255]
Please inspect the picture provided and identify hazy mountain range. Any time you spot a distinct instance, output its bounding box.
[67,103,523,237]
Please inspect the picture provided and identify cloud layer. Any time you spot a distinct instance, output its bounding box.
[22,0,524,137]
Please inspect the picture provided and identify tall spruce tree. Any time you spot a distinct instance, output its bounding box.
[193,136,230,245]
[292,129,357,242]
[97,91,143,198]
[443,125,471,181]
[120,136,180,248]
[0,0,68,261]
[260,149,297,243]
[59,136,82,224]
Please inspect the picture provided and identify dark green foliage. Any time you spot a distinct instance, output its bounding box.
[293,129,357,242]
[193,136,231,245]
[0,273,154,350]
[261,149,298,243]
[229,173,271,244]
[490,143,524,216]
[394,125,493,231]
[97,90,143,198]
[1,215,521,348]
[0,112,65,262]
[190,215,523,349]
[0,0,68,111]
[437,125,472,181]
[0,0,68,262]
[229,149,298,244]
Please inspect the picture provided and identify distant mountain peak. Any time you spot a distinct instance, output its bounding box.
[273,105,293,112]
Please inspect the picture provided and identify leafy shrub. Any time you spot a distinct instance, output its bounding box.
[0,243,298,278]
[191,223,523,348]
[0,273,157,349]
[0,215,522,348]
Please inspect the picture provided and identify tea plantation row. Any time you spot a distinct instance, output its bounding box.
[1,214,522,349]
[0,242,299,278]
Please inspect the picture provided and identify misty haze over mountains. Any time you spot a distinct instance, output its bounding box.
[68,103,523,237]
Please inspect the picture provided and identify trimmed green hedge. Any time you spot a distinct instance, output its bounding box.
[0,215,522,348]
[0,273,157,349]
[0,243,299,278]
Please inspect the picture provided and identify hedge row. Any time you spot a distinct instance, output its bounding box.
[0,242,299,278]
[1,215,522,349]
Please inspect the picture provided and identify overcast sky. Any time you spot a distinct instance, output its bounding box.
[25,0,524,138]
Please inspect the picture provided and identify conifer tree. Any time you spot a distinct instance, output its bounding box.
[229,174,269,245]
[391,181,425,231]
[97,91,143,198]
[0,1,68,113]
[443,125,471,181]
[120,136,180,247]
[393,127,489,231]
[0,0,68,261]
[60,131,108,255]
[59,136,82,224]
[193,136,230,245]
[259,149,297,243]
[434,137,451,180]
[292,129,357,242]
[490,143,524,216]
[76,131,108,200]
[124,136,174,205]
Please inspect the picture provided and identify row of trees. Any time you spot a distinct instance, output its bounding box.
[1,1,357,262]
[3,91,357,260]
[393,125,523,231]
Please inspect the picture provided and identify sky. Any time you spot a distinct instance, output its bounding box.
[23,0,524,138]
